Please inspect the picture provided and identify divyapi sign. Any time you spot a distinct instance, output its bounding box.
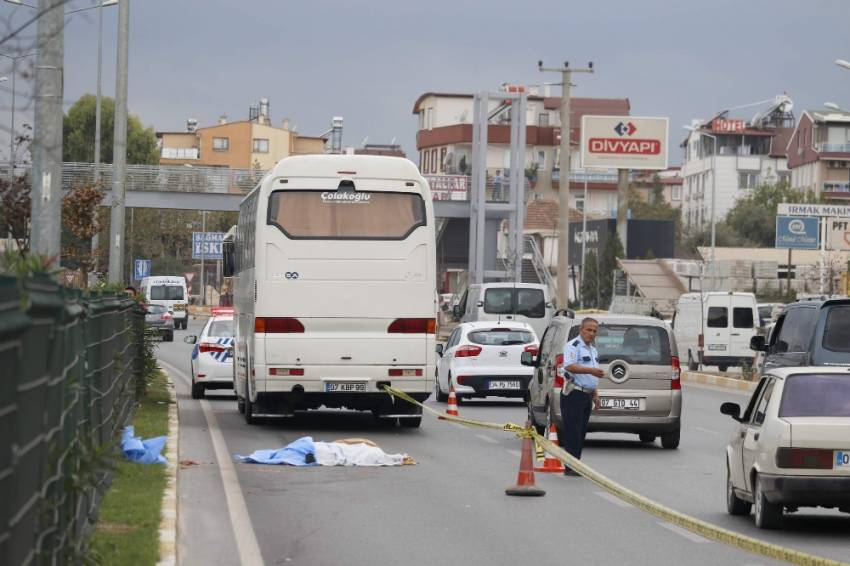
[581,115,669,170]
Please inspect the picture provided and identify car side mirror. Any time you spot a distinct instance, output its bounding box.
[545,302,553,309]
[452,305,461,319]
[720,402,741,421]
[184,335,197,344]
[521,351,537,367]
[749,336,766,352]
[435,343,444,357]
[476,301,484,308]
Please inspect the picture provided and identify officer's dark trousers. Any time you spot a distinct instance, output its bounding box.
[559,389,593,460]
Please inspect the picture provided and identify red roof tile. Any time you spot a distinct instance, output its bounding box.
[524,199,587,232]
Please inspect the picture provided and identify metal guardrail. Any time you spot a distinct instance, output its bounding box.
[0,276,144,564]
[524,235,557,303]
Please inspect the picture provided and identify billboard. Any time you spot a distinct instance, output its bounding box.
[775,216,819,249]
[827,218,850,251]
[568,218,674,263]
[192,232,226,260]
[580,115,668,170]
[777,203,850,217]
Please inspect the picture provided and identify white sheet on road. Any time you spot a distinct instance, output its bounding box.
[235,436,412,467]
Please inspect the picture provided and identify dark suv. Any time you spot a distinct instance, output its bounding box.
[751,298,850,372]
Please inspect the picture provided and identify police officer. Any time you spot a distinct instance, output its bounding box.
[560,317,603,475]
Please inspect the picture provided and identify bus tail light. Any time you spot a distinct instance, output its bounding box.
[455,345,482,358]
[671,356,681,390]
[255,317,305,333]
[776,448,834,469]
[554,354,565,389]
[388,369,423,377]
[387,318,436,334]
[269,368,304,377]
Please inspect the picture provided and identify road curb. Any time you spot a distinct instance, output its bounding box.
[682,370,757,392]
[156,371,179,566]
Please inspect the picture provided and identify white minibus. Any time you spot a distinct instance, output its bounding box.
[224,155,437,427]
[455,283,554,340]
[140,276,189,329]
[672,292,759,371]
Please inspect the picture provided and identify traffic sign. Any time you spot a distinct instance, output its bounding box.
[192,232,225,260]
[775,216,819,249]
[827,218,850,251]
[580,115,668,170]
[134,259,151,280]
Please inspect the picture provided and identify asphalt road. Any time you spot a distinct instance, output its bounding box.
[158,318,850,566]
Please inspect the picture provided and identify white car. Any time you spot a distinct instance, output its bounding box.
[186,308,235,399]
[435,321,538,402]
[721,367,850,529]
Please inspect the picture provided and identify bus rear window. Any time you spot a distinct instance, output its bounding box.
[267,190,426,239]
[150,285,184,300]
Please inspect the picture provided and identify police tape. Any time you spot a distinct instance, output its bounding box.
[381,385,848,566]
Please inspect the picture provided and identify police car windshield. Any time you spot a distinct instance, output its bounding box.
[568,324,671,364]
[150,285,184,300]
[467,329,534,346]
[207,320,234,338]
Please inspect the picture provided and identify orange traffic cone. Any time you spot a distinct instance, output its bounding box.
[535,423,565,473]
[444,384,459,417]
[505,422,546,497]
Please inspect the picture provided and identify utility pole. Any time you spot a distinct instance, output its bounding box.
[108,0,130,283]
[91,0,106,265]
[539,60,593,307]
[30,0,65,265]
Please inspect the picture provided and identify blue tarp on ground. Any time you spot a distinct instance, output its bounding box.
[234,436,317,466]
[121,425,167,465]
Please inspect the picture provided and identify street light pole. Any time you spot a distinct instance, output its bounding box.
[704,132,718,291]
[108,0,130,283]
[539,60,594,307]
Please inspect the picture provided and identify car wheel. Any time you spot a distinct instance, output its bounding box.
[639,433,656,443]
[244,380,257,425]
[687,352,698,371]
[435,374,448,402]
[191,373,204,399]
[753,474,782,529]
[661,425,680,449]
[718,365,728,372]
[726,465,751,516]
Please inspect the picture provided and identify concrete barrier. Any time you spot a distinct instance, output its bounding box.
[682,370,757,392]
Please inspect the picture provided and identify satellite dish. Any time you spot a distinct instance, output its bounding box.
[775,95,793,113]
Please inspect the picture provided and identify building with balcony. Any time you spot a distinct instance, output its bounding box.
[680,97,794,228]
[412,90,631,218]
[156,98,327,170]
[786,109,850,199]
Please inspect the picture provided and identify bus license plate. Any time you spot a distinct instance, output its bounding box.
[600,398,640,410]
[489,380,520,390]
[325,382,366,392]
[836,451,850,469]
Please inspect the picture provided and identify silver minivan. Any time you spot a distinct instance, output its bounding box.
[524,313,683,449]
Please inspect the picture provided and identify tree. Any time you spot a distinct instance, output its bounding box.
[0,173,32,256]
[580,250,600,308]
[723,180,817,248]
[598,232,625,308]
[63,94,159,165]
[61,183,105,281]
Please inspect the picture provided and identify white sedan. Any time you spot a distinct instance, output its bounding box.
[186,308,235,399]
[435,321,538,402]
[721,367,850,529]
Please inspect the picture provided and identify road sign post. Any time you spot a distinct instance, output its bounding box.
[133,259,151,281]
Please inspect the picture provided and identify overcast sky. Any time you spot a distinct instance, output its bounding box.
[1,0,849,164]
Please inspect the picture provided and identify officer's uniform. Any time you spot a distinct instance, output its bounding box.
[559,336,600,460]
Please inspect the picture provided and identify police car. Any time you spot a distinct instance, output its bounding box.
[185,307,235,399]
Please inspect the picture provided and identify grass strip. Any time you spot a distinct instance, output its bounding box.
[89,369,171,565]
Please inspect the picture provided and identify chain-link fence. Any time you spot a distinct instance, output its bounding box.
[0,275,145,565]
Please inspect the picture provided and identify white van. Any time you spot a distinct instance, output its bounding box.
[140,276,189,329]
[226,155,436,427]
[454,283,554,340]
[672,292,759,371]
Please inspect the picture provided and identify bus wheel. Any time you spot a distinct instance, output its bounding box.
[244,382,257,425]
[237,397,245,414]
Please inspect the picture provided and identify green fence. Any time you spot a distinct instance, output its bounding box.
[0,275,145,565]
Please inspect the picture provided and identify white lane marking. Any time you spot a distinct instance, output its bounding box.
[594,491,633,508]
[694,426,719,435]
[475,434,499,445]
[657,522,709,544]
[507,449,522,458]
[160,360,265,566]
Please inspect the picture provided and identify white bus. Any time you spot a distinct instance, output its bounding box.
[224,155,437,427]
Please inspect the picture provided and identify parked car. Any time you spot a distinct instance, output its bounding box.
[435,321,538,402]
[672,292,759,371]
[524,312,682,449]
[721,367,850,529]
[185,308,235,399]
[453,283,554,341]
[751,298,850,373]
[144,304,174,342]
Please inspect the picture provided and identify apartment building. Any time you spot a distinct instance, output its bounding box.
[157,98,326,169]
[412,90,631,217]
[631,167,683,209]
[786,109,850,199]
[680,97,794,228]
